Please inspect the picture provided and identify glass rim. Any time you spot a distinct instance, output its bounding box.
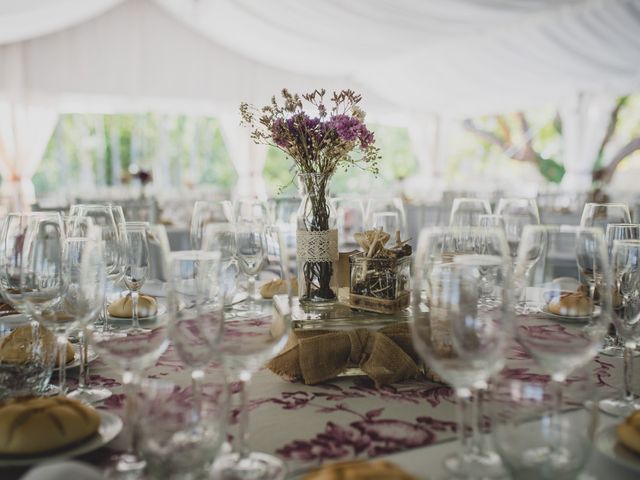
[170,250,221,262]
[584,202,629,207]
[606,223,639,228]
[612,239,640,247]
[521,224,604,235]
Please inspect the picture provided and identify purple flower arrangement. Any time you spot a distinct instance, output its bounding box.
[240,89,379,177]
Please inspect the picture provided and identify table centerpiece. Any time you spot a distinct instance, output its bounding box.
[241,89,379,306]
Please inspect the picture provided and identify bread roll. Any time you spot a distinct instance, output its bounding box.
[0,396,100,455]
[548,292,592,317]
[107,294,157,318]
[0,326,74,366]
[303,460,417,480]
[260,278,298,299]
[618,410,640,455]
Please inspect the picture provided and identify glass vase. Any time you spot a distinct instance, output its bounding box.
[296,173,338,306]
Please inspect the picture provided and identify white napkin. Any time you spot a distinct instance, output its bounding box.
[21,461,104,480]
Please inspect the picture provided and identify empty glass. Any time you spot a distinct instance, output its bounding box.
[449,198,492,227]
[234,199,270,224]
[21,215,70,393]
[212,227,291,480]
[203,223,239,309]
[599,240,640,416]
[122,222,150,329]
[365,197,406,238]
[371,211,400,237]
[332,196,365,250]
[580,202,631,232]
[235,221,267,316]
[412,227,511,477]
[167,250,223,420]
[190,200,234,249]
[493,376,598,480]
[496,198,540,265]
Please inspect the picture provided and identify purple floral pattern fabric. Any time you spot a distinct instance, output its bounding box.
[90,317,626,474]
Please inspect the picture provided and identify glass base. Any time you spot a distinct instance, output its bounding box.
[68,386,112,404]
[212,452,286,480]
[444,450,506,478]
[599,397,640,417]
[107,452,146,478]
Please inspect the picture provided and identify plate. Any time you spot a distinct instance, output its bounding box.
[226,291,248,307]
[595,424,640,473]
[539,305,601,322]
[53,347,98,371]
[107,303,167,323]
[0,410,123,467]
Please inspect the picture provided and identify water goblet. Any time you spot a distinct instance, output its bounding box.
[167,250,223,420]
[190,200,234,249]
[203,222,239,309]
[371,211,400,237]
[599,240,640,416]
[449,198,491,227]
[122,222,150,330]
[411,227,511,478]
[235,220,266,316]
[137,377,229,480]
[212,226,291,480]
[496,198,540,266]
[493,375,598,480]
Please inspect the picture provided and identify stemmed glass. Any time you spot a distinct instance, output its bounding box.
[449,198,491,227]
[235,220,267,316]
[365,197,406,238]
[167,250,223,419]
[62,237,107,403]
[190,200,234,249]
[85,226,170,475]
[411,227,511,478]
[122,222,150,329]
[513,226,610,472]
[203,223,239,309]
[599,240,640,416]
[580,203,631,356]
[234,199,270,224]
[213,226,291,480]
[21,214,70,392]
[496,198,540,265]
[371,211,400,237]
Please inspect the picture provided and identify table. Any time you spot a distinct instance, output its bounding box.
[4,307,640,480]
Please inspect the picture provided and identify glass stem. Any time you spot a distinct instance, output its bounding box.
[56,334,67,394]
[77,330,87,390]
[472,387,488,455]
[551,375,564,452]
[623,342,635,403]
[455,388,474,459]
[123,370,140,457]
[247,275,257,302]
[191,369,204,422]
[237,378,251,460]
[131,290,140,329]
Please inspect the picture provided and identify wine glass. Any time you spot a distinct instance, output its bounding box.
[212,226,291,480]
[606,224,640,255]
[496,198,540,265]
[371,211,400,238]
[235,220,267,316]
[411,227,511,478]
[203,223,239,309]
[21,214,70,392]
[599,240,640,416]
[167,250,223,419]
[234,199,270,224]
[493,375,598,479]
[63,237,107,403]
[190,200,234,249]
[365,197,406,238]
[85,226,170,475]
[122,222,150,329]
[580,202,631,232]
[581,204,630,356]
[478,214,505,229]
[449,198,491,227]
[137,377,229,480]
[513,225,610,469]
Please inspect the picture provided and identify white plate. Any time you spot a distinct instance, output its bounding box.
[0,410,123,467]
[53,347,98,371]
[539,305,601,322]
[595,424,640,473]
[107,303,167,323]
[226,291,248,307]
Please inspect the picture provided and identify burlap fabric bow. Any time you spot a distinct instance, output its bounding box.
[267,323,438,387]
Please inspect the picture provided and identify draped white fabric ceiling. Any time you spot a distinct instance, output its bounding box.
[0,0,638,116]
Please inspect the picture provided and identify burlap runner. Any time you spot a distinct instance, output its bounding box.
[267,323,440,387]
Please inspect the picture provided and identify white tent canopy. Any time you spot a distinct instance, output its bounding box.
[0,0,639,202]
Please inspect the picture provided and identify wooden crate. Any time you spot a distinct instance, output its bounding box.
[348,291,410,314]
